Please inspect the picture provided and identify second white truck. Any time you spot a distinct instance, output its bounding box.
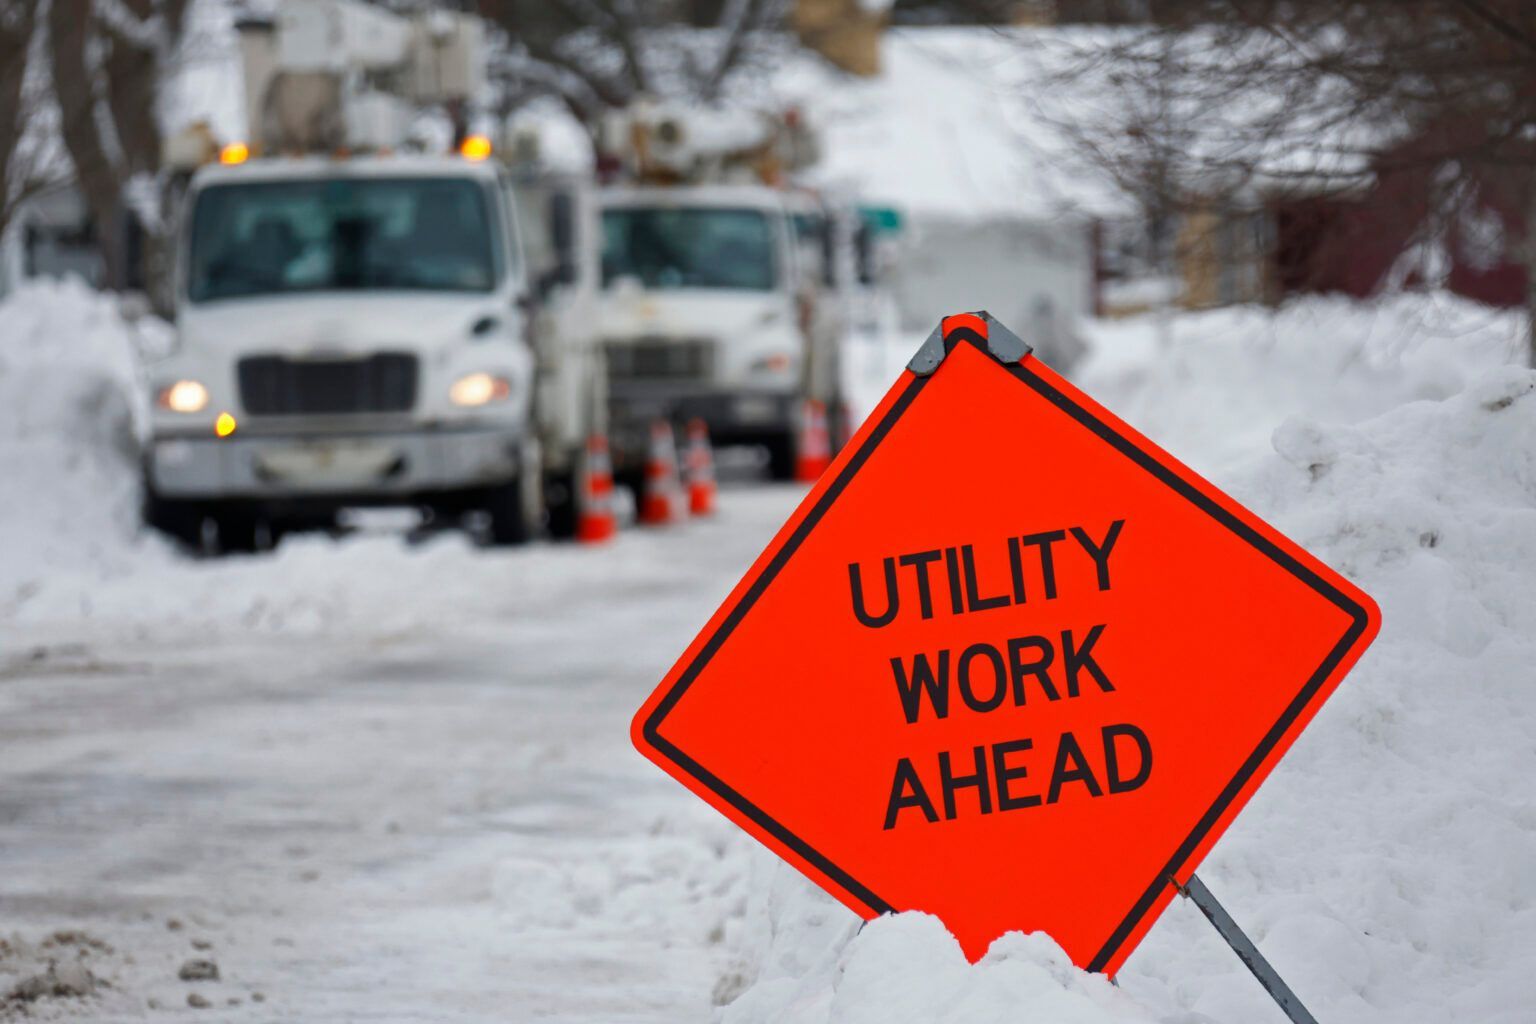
[594,104,848,483]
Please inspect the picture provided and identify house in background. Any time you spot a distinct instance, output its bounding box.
[1158,173,1528,314]
[1110,111,1535,315]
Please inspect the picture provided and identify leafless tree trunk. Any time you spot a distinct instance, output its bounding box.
[49,0,129,288]
[0,0,38,237]
[45,0,191,295]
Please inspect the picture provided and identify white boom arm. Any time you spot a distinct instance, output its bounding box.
[236,0,484,155]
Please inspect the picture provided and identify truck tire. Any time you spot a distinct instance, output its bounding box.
[212,503,263,555]
[486,475,538,545]
[543,467,579,541]
[142,488,207,551]
[486,441,544,546]
[766,431,797,482]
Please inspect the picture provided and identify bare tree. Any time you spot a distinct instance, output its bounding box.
[478,0,790,129]
[1036,1,1536,365]
[0,1,37,234]
[0,0,71,240]
[45,0,192,296]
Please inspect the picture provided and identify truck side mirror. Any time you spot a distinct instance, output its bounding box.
[549,191,576,283]
[530,190,580,302]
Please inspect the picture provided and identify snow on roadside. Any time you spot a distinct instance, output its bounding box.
[719,299,1536,1023]
[1077,292,1525,477]
[720,892,1151,1024]
[0,278,166,604]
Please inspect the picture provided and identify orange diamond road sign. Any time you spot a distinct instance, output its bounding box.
[631,312,1380,976]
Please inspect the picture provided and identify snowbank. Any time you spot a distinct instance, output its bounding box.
[1078,292,1527,476]
[720,889,1154,1024]
[0,279,163,602]
[720,298,1536,1023]
[730,914,1146,1024]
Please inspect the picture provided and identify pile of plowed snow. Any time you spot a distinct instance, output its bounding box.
[719,303,1536,1023]
[0,279,165,602]
[1077,292,1526,476]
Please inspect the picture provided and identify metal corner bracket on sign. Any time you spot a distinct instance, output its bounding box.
[906,310,1033,377]
[1176,873,1321,1024]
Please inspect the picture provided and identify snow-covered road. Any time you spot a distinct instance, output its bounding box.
[1,488,801,1020]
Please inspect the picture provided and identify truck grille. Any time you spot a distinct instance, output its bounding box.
[605,338,714,382]
[238,353,418,415]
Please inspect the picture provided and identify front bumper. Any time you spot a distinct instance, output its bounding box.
[146,424,522,500]
[608,386,796,468]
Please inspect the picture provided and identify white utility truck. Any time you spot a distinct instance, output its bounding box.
[144,0,603,550]
[595,103,848,482]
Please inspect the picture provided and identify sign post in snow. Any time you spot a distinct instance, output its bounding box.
[631,312,1380,985]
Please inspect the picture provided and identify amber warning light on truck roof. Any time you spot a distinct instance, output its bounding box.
[631,311,1379,978]
[459,135,493,162]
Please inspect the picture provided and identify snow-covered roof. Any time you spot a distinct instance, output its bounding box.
[771,24,1407,221]
[771,29,1128,223]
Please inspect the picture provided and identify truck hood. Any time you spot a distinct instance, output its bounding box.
[596,289,792,343]
[178,293,512,356]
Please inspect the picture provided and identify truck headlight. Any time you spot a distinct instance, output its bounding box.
[157,379,209,413]
[449,372,512,407]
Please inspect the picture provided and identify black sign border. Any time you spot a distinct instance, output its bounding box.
[641,329,1373,974]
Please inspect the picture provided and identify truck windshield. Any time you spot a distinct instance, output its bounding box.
[601,207,776,291]
[187,178,500,302]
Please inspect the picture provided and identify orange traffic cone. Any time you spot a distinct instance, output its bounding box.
[684,418,717,516]
[576,433,617,543]
[794,398,832,482]
[638,420,684,525]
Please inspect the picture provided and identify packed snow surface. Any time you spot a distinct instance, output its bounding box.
[1,283,1533,1021]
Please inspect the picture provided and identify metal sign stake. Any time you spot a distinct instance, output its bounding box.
[1176,874,1320,1024]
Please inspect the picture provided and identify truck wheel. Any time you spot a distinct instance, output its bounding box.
[486,475,538,545]
[142,489,207,551]
[487,441,544,546]
[543,467,579,541]
[766,431,797,481]
[212,503,263,555]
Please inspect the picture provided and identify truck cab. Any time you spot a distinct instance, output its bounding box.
[143,155,549,549]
